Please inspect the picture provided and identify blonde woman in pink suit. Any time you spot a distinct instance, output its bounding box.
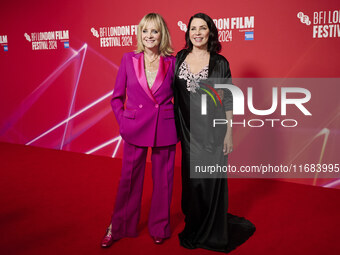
[101,13,177,248]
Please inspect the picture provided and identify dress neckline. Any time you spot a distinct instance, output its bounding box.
[183,61,208,76]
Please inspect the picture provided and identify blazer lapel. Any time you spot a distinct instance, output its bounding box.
[150,55,170,94]
[132,52,157,103]
[208,52,218,77]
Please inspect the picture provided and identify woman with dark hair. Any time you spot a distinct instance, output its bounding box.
[174,13,256,253]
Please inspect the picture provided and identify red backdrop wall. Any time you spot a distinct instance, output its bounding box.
[0,0,339,188]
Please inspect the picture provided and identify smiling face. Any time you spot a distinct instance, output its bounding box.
[141,21,161,51]
[189,18,210,50]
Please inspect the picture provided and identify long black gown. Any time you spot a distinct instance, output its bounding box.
[173,49,256,253]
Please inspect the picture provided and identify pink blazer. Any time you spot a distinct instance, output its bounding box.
[111,51,178,147]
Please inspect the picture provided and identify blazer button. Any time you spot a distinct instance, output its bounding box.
[155,104,159,108]
[139,104,143,108]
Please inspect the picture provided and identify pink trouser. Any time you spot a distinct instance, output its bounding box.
[111,141,176,239]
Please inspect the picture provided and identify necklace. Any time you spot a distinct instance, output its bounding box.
[144,54,160,68]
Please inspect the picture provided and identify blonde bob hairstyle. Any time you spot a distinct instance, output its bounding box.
[136,13,173,56]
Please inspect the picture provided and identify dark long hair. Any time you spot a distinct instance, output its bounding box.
[185,13,221,53]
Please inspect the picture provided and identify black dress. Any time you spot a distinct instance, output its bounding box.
[173,49,256,253]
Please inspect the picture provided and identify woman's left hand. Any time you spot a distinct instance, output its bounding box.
[223,131,233,155]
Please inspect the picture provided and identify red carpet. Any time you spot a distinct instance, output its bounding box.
[1,142,339,255]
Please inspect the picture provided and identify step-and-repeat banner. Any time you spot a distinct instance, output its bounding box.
[0,0,339,188]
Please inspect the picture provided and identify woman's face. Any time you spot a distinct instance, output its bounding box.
[189,18,210,49]
[142,21,161,51]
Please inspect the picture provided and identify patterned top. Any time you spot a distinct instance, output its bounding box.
[178,61,208,93]
[145,69,157,88]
